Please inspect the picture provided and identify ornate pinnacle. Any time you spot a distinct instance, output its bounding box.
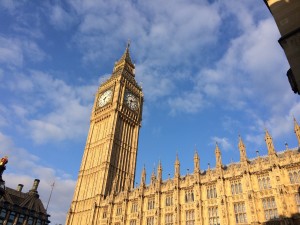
[264,129,276,156]
[175,153,180,177]
[293,116,300,146]
[238,135,247,162]
[115,42,134,68]
[215,143,222,168]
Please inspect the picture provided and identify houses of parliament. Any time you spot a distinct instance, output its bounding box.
[65,45,300,225]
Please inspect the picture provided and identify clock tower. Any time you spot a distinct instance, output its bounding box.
[66,44,143,225]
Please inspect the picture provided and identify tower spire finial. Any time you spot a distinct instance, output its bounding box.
[127,39,131,49]
[113,41,135,75]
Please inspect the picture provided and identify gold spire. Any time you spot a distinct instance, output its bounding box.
[238,135,247,162]
[194,146,199,159]
[215,142,222,169]
[141,165,146,186]
[151,167,156,184]
[157,160,162,181]
[175,153,180,178]
[114,41,134,69]
[194,150,200,173]
[264,129,276,156]
[294,116,300,146]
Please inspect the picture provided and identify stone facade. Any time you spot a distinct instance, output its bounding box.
[66,46,300,225]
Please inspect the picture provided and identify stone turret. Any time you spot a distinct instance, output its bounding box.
[215,143,222,169]
[265,129,276,156]
[174,154,180,178]
[238,135,248,163]
[157,161,162,183]
[294,117,300,146]
[151,169,156,185]
[194,150,200,173]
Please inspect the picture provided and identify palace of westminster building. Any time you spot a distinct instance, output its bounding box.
[65,45,300,225]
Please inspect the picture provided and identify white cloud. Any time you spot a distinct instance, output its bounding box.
[265,102,300,139]
[137,64,175,101]
[221,116,242,134]
[0,36,23,66]
[0,104,9,127]
[211,136,232,151]
[244,103,300,148]
[168,91,206,115]
[1,71,96,144]
[49,3,76,30]
[68,0,221,66]
[0,0,23,12]
[0,36,46,67]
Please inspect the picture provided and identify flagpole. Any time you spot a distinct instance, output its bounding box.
[46,181,55,211]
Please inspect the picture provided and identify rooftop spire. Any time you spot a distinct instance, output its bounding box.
[215,142,222,169]
[264,128,276,156]
[157,160,162,181]
[175,153,180,178]
[194,149,200,173]
[294,116,300,146]
[151,167,156,185]
[238,135,247,162]
[115,41,134,68]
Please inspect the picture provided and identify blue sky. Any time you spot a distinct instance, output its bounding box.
[0,0,299,224]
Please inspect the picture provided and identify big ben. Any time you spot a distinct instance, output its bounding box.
[66,43,143,225]
[66,44,300,225]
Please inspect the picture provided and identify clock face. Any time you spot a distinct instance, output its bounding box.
[125,92,139,111]
[98,89,113,107]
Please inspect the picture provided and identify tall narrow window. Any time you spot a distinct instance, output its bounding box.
[131,202,138,213]
[208,207,219,225]
[27,217,34,225]
[207,185,217,199]
[185,190,194,203]
[0,209,7,224]
[166,195,173,206]
[146,217,154,225]
[234,202,247,223]
[116,206,122,215]
[6,212,16,225]
[231,180,243,195]
[289,170,300,184]
[262,197,278,220]
[186,210,194,225]
[16,214,25,225]
[165,213,173,225]
[148,198,155,210]
[130,220,136,225]
[258,175,271,190]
